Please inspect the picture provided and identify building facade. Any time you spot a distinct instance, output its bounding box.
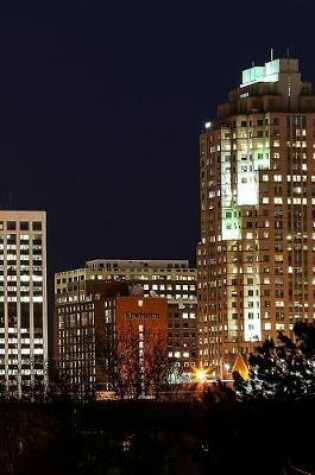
[198,57,315,374]
[54,280,168,399]
[104,295,168,399]
[0,211,47,398]
[55,259,197,378]
[54,281,127,399]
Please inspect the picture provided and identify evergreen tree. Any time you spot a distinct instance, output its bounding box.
[233,323,315,400]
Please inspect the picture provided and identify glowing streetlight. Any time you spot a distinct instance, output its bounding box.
[194,369,207,383]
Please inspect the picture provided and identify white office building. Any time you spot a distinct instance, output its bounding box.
[0,211,47,399]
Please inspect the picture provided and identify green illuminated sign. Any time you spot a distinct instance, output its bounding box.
[241,59,280,87]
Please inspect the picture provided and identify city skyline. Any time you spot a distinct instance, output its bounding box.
[0,2,315,277]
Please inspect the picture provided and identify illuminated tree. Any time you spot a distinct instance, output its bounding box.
[233,322,315,400]
[99,324,173,400]
[143,330,171,399]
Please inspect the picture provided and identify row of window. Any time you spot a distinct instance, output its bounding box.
[222,116,310,129]
[56,273,196,285]
[0,222,42,231]
[0,296,43,303]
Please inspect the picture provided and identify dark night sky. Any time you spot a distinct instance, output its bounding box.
[0,0,314,277]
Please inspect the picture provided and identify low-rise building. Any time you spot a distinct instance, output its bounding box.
[54,280,169,399]
[55,259,197,380]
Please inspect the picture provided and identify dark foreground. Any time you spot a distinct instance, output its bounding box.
[0,398,314,475]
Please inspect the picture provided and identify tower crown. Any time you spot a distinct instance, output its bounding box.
[241,58,299,88]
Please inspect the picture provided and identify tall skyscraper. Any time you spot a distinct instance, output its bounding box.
[198,56,315,374]
[0,211,48,398]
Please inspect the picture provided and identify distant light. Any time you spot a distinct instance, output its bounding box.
[138,299,143,307]
[205,121,212,129]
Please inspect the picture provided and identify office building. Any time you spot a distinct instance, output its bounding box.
[54,280,168,399]
[198,56,315,374]
[0,211,47,398]
[55,259,197,378]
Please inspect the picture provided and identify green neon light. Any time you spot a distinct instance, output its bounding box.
[241,59,280,87]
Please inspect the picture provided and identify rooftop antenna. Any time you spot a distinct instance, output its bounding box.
[270,48,274,62]
[286,47,290,58]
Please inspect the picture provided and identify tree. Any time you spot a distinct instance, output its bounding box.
[98,324,175,400]
[233,322,315,400]
[143,329,172,400]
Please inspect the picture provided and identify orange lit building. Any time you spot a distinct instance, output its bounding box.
[54,280,168,399]
[104,295,168,398]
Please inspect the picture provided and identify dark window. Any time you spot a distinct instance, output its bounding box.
[34,303,42,329]
[32,221,42,231]
[8,303,17,326]
[0,303,4,327]
[7,221,16,231]
[21,303,30,329]
[20,222,29,231]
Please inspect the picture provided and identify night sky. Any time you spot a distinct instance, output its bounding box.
[0,0,314,277]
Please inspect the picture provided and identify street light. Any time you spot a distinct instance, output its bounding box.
[195,369,207,383]
[224,363,230,373]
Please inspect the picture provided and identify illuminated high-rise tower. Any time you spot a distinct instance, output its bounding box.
[197,56,315,375]
[0,211,48,398]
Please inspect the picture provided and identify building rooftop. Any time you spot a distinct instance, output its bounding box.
[241,58,299,88]
[86,259,191,270]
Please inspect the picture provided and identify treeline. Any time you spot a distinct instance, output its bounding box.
[0,398,314,475]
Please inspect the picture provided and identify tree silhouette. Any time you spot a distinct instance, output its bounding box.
[233,322,315,400]
[97,324,175,400]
